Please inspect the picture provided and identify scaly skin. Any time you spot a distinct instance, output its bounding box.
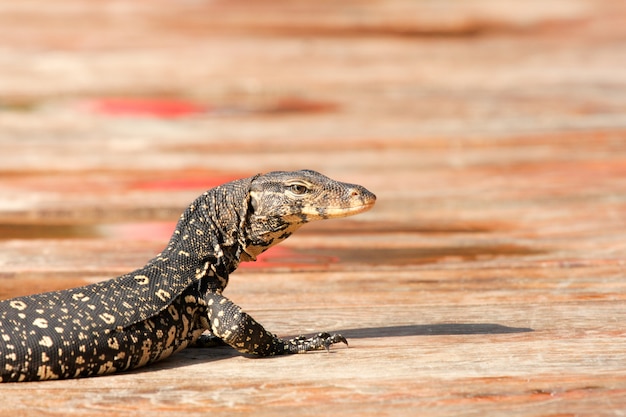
[0,170,376,382]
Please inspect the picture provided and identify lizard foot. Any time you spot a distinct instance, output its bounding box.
[287,332,348,353]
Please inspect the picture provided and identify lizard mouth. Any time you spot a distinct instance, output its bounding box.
[324,200,375,218]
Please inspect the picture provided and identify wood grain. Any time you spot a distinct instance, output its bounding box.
[1,0,626,415]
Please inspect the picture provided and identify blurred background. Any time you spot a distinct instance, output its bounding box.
[1,0,625,226]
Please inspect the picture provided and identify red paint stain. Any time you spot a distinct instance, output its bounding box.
[0,172,246,195]
[239,246,339,270]
[79,96,337,119]
[82,97,208,118]
[129,175,242,191]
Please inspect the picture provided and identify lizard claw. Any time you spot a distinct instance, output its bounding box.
[287,332,348,353]
[320,332,348,352]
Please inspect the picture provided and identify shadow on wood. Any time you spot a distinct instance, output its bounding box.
[340,323,534,338]
[122,324,534,377]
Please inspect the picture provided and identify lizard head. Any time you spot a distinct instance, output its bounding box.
[241,169,376,261]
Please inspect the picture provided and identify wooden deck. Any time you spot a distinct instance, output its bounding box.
[1,1,626,415]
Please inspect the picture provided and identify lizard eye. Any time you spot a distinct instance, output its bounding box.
[289,184,308,195]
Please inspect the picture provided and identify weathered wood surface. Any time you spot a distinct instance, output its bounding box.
[1,1,626,415]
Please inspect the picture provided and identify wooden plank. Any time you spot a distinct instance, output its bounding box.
[1,0,626,415]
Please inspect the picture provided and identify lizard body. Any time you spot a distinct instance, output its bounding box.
[0,170,375,382]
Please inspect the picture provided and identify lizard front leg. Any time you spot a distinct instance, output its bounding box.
[204,292,347,356]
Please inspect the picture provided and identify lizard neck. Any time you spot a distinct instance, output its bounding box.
[157,177,254,293]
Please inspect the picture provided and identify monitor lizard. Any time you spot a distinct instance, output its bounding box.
[0,170,376,382]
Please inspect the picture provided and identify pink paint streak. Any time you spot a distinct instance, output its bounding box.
[82,97,208,118]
